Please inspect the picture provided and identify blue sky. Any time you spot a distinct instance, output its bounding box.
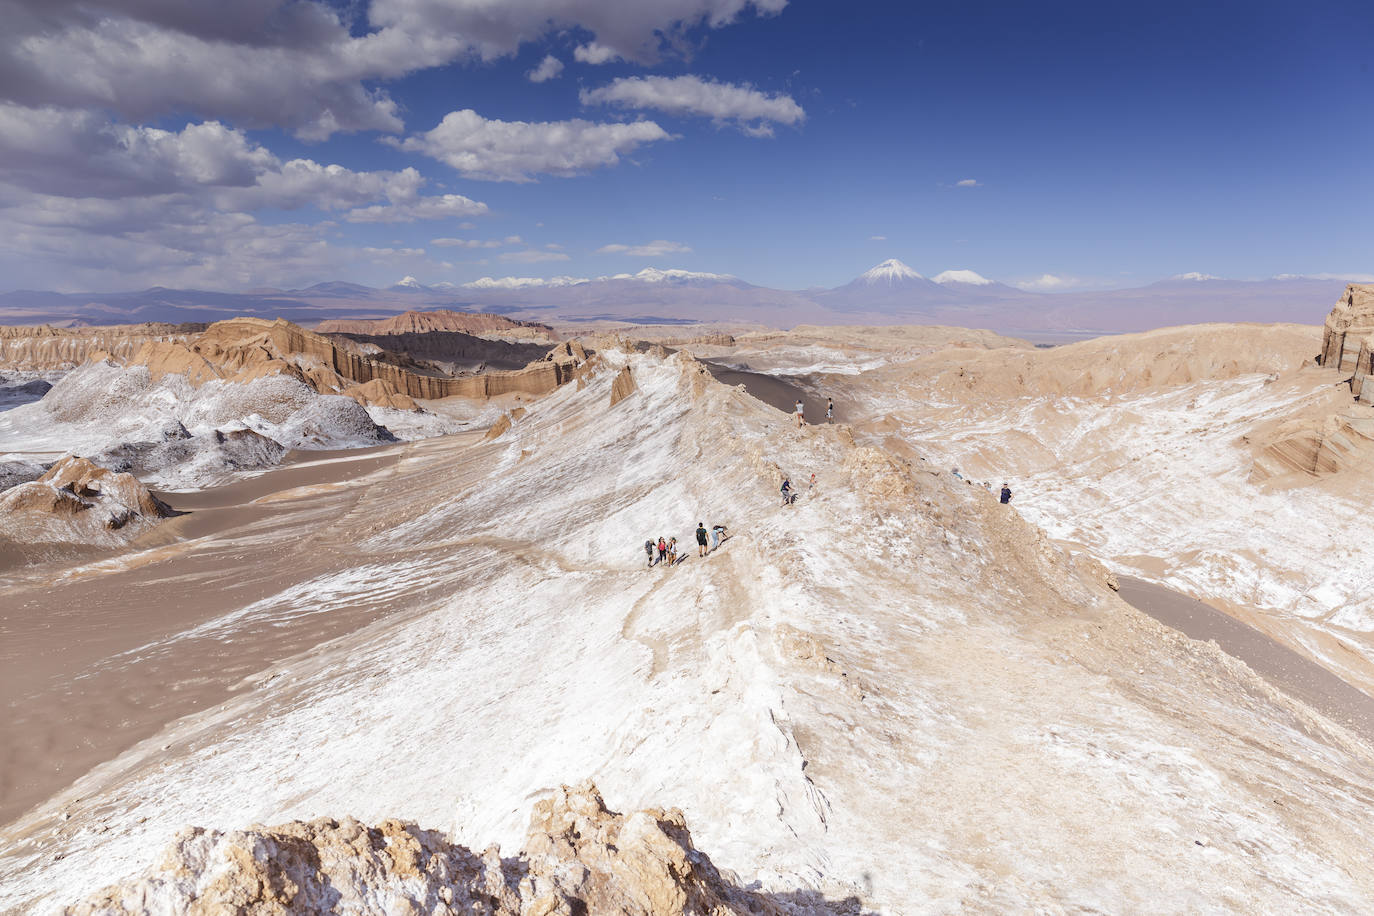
[0,0,1369,292]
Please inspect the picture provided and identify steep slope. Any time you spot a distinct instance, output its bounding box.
[819,321,1374,693]
[5,346,1374,912]
[0,323,201,371]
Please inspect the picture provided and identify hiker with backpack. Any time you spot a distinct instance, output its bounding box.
[696,522,709,557]
[781,477,796,506]
[644,539,655,567]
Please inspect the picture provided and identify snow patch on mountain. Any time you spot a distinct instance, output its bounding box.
[857,259,923,284]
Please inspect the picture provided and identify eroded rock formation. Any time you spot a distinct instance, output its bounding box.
[610,365,637,406]
[63,784,856,916]
[1319,284,1374,404]
[0,456,171,548]
[0,323,202,371]
[120,318,588,405]
[315,310,555,340]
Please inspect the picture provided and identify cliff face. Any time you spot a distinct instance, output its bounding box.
[1319,284,1374,403]
[315,309,556,340]
[126,318,587,404]
[0,323,200,371]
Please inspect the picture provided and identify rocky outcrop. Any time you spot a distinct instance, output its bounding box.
[0,323,202,371]
[121,318,588,404]
[1319,284,1374,404]
[0,456,171,548]
[63,783,852,915]
[315,310,555,340]
[610,365,637,406]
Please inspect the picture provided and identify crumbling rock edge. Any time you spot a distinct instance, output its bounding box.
[63,783,867,916]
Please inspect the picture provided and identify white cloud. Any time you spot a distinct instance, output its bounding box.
[1014,273,1079,291]
[581,75,804,134]
[869,235,886,241]
[361,247,426,258]
[1172,271,1220,281]
[394,109,672,182]
[430,235,523,248]
[0,105,463,216]
[499,249,572,263]
[596,240,693,256]
[955,178,981,188]
[345,194,489,223]
[573,42,623,65]
[0,0,788,138]
[933,269,993,286]
[464,274,589,289]
[527,55,564,83]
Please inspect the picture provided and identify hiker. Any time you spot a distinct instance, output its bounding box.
[711,524,728,549]
[826,398,834,423]
[781,477,795,506]
[794,399,805,427]
[808,472,816,490]
[644,539,655,568]
[668,537,679,564]
[657,536,668,566]
[1000,482,1013,504]
[951,468,964,480]
[696,522,709,557]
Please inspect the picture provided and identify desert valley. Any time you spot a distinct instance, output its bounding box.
[0,279,1373,912]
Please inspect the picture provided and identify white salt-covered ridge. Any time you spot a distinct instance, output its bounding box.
[6,344,1374,912]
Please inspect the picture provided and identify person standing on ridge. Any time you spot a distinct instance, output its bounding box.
[657,536,668,566]
[645,539,655,567]
[826,398,834,423]
[781,477,794,506]
[794,399,805,427]
[696,522,709,557]
[1000,482,1013,504]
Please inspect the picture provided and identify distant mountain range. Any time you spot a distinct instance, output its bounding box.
[0,262,1355,338]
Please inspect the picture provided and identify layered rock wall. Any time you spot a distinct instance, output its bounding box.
[126,318,587,403]
[0,324,199,371]
[1319,284,1374,403]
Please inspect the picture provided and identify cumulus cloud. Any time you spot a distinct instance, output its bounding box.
[596,240,693,256]
[581,75,803,134]
[573,42,623,65]
[394,110,672,182]
[869,235,886,241]
[1171,271,1220,281]
[955,178,980,187]
[527,55,564,82]
[0,0,787,137]
[0,105,459,216]
[345,194,489,223]
[499,249,573,263]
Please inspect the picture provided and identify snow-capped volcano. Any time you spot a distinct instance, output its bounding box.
[933,269,994,286]
[392,276,426,291]
[857,259,924,285]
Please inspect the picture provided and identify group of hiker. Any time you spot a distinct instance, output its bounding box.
[793,397,835,428]
[645,523,730,568]
[951,468,1014,504]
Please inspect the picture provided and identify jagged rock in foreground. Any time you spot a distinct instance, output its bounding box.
[64,784,857,916]
[1319,283,1374,403]
[0,455,170,548]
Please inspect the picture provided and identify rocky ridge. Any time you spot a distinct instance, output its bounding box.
[63,783,854,915]
[124,318,587,405]
[0,324,203,372]
[315,309,556,341]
